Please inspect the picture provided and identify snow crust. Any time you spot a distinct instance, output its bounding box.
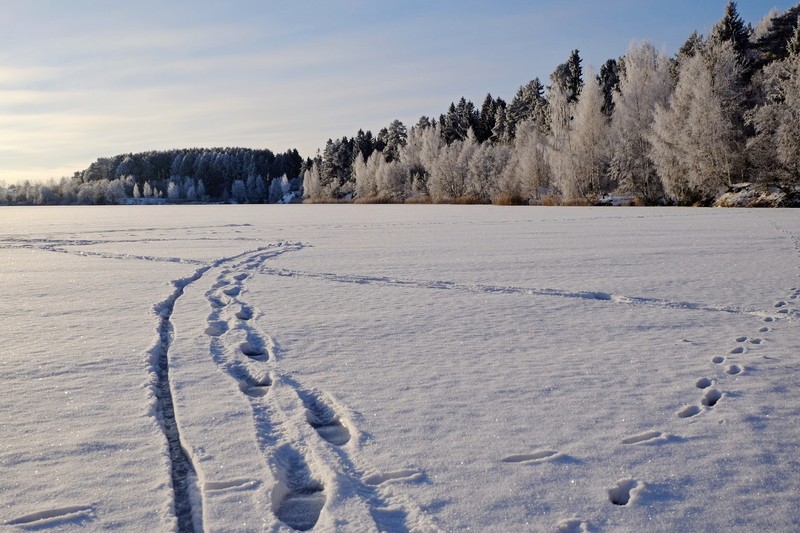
[1,205,799,532]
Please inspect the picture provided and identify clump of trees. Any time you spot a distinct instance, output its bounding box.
[304,2,800,206]
[1,147,306,205]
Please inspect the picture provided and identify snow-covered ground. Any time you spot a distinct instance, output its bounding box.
[1,205,799,532]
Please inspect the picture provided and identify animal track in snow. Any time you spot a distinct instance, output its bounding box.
[759,326,770,333]
[621,431,667,445]
[735,336,748,342]
[764,316,774,322]
[608,479,640,506]
[501,450,560,463]
[712,356,725,364]
[677,405,701,418]
[702,389,723,407]
[775,301,787,307]
[729,346,746,354]
[274,448,326,532]
[364,470,423,486]
[726,364,742,375]
[300,390,351,446]
[696,377,713,389]
[6,505,95,526]
[749,337,763,345]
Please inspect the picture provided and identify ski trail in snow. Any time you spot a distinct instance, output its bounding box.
[260,267,786,320]
[147,243,304,532]
[151,267,210,533]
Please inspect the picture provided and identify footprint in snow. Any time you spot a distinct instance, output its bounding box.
[501,450,560,463]
[235,306,254,320]
[300,391,351,446]
[6,505,95,527]
[729,346,746,355]
[364,470,423,486]
[763,317,775,322]
[735,336,748,343]
[712,356,725,364]
[749,338,763,345]
[222,285,241,297]
[702,389,722,407]
[205,320,228,337]
[726,364,742,375]
[556,518,590,533]
[621,431,668,445]
[759,326,770,333]
[233,272,249,281]
[240,340,267,361]
[608,479,641,506]
[274,447,325,532]
[775,301,787,308]
[696,377,713,389]
[677,405,701,418]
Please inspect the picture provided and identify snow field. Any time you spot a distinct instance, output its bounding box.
[1,205,799,531]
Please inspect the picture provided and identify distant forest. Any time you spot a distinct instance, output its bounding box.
[2,1,799,206]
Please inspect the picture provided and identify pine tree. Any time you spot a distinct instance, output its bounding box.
[710,1,751,58]
[598,58,621,117]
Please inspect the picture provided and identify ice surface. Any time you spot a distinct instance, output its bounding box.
[1,205,799,531]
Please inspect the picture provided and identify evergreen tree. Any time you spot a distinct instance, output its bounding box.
[710,1,751,59]
[598,58,621,117]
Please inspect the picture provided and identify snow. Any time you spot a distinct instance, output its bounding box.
[1,205,799,532]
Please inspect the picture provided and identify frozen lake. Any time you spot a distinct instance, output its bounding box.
[1,205,799,532]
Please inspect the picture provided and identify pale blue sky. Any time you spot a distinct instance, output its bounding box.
[0,1,794,182]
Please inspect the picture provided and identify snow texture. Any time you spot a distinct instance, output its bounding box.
[1,205,799,532]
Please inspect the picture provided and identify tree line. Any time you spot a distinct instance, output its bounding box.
[2,2,799,207]
[1,147,306,205]
[304,2,800,206]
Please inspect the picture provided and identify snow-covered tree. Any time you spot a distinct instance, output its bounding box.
[609,41,673,202]
[231,179,247,203]
[568,70,611,199]
[748,19,800,183]
[167,181,181,202]
[502,119,551,202]
[650,40,746,203]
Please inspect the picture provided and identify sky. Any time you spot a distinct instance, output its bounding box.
[0,0,795,183]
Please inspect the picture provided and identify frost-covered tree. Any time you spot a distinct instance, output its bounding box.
[231,179,247,203]
[748,19,800,183]
[502,120,551,202]
[650,41,746,203]
[303,162,331,202]
[467,140,511,203]
[246,174,266,203]
[568,71,611,199]
[547,81,575,199]
[167,180,181,201]
[609,41,673,202]
[185,180,198,202]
